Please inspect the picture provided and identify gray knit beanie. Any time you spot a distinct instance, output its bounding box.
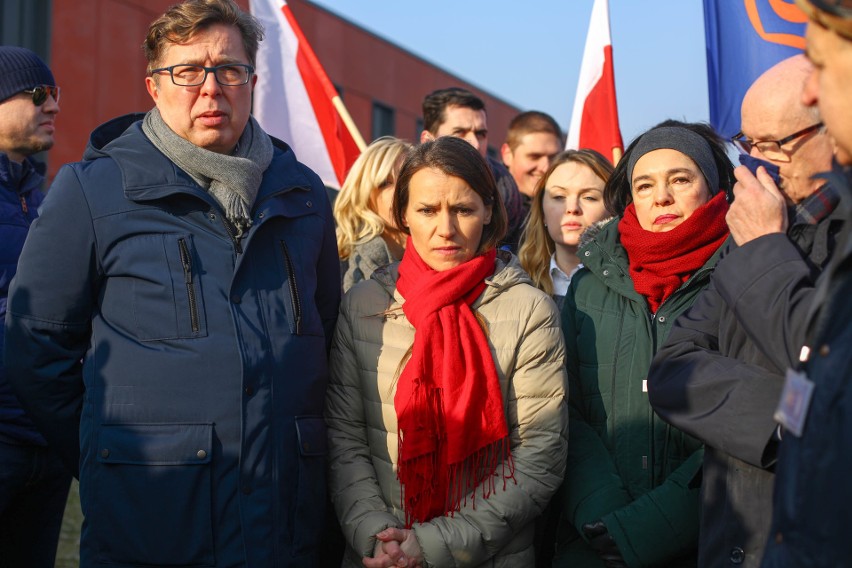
[0,46,55,103]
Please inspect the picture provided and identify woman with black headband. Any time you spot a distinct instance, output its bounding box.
[553,120,734,568]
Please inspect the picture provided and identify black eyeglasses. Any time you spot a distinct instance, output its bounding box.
[730,122,824,162]
[22,85,60,106]
[150,64,254,87]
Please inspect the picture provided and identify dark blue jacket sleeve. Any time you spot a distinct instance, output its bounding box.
[648,277,783,469]
[713,233,821,371]
[4,165,99,475]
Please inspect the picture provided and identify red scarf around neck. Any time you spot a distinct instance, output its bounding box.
[395,242,512,527]
[618,191,729,313]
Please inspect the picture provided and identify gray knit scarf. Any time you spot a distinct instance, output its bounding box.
[142,107,274,236]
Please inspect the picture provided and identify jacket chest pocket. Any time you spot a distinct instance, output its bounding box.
[104,233,209,341]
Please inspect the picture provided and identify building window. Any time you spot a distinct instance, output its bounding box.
[372,102,395,139]
[0,0,52,59]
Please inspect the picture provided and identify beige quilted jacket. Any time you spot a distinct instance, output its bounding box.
[327,252,569,567]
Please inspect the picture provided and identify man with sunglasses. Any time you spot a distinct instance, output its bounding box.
[0,46,69,568]
[648,54,844,568]
[4,1,339,566]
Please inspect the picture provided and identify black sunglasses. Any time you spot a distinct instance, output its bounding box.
[22,85,61,106]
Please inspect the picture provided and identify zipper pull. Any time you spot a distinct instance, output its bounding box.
[20,195,28,215]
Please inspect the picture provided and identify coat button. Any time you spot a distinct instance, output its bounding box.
[819,344,830,357]
[730,547,744,564]
[584,250,591,257]
[244,386,254,396]
[658,316,666,323]
[602,269,610,277]
[231,294,241,304]
[257,212,264,219]
[306,200,313,208]
[101,449,110,459]
[197,450,207,459]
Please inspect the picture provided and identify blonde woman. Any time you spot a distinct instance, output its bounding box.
[334,136,413,292]
[518,149,614,310]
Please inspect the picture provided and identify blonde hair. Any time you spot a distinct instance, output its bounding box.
[518,150,614,295]
[334,137,413,260]
[796,0,852,40]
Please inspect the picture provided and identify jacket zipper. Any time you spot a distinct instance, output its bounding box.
[220,216,243,254]
[178,238,200,334]
[280,241,302,335]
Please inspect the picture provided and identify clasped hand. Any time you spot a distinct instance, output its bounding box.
[362,527,424,568]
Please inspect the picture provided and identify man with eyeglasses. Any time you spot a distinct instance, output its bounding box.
[0,45,69,568]
[4,1,339,566]
[648,54,844,568]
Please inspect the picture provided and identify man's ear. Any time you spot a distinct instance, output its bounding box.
[420,130,435,144]
[500,143,514,168]
[145,76,159,103]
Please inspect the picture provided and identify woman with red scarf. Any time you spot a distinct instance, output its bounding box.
[326,136,569,567]
[553,121,735,568]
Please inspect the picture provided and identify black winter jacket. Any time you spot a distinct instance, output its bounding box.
[649,185,845,567]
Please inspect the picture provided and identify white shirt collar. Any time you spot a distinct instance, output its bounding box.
[549,254,581,297]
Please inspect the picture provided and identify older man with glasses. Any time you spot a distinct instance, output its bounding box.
[0,45,69,568]
[3,1,340,566]
[648,53,844,568]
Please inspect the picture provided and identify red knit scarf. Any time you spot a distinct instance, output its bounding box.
[618,191,729,313]
[395,243,513,527]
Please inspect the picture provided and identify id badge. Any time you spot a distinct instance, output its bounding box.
[773,368,816,438]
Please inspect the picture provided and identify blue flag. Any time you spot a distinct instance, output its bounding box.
[704,0,807,138]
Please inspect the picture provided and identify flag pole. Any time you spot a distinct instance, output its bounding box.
[332,96,367,151]
[612,147,622,164]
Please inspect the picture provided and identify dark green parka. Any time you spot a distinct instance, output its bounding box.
[554,217,723,568]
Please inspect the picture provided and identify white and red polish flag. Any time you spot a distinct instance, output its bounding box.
[566,0,624,163]
[250,0,366,188]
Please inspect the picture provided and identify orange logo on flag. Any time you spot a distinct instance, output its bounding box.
[745,0,807,49]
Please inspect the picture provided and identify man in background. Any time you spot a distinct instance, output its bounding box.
[420,87,526,250]
[0,45,69,568]
[501,110,564,202]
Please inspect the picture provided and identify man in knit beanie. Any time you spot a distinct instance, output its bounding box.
[0,45,69,568]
